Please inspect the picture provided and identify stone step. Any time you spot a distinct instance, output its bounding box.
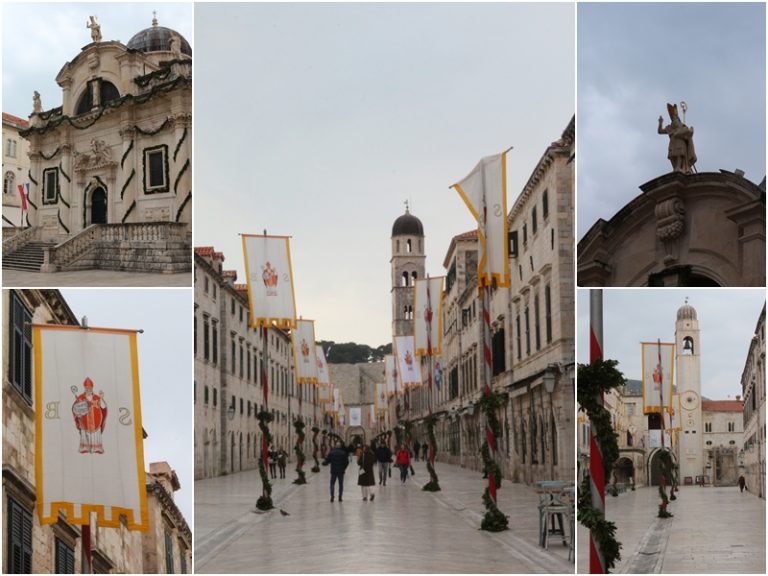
[2,241,56,271]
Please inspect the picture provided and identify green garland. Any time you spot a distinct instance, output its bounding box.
[422,415,440,492]
[121,139,134,169]
[21,77,189,137]
[293,418,307,485]
[175,191,191,222]
[476,390,508,531]
[135,118,170,137]
[40,147,61,161]
[120,169,135,200]
[576,359,625,572]
[256,410,274,511]
[173,127,188,162]
[174,158,190,194]
[394,425,404,448]
[481,487,508,532]
[57,210,69,234]
[656,450,675,518]
[122,201,137,224]
[58,161,70,183]
[311,426,320,473]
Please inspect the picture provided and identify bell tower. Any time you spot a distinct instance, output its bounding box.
[675,299,704,483]
[391,202,425,337]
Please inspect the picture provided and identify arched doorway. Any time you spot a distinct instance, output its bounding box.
[648,449,675,486]
[345,426,366,447]
[91,187,107,224]
[615,457,634,485]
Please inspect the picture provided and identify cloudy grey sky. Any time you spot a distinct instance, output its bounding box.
[577,2,766,239]
[576,289,765,401]
[2,2,193,117]
[60,289,193,529]
[195,3,575,347]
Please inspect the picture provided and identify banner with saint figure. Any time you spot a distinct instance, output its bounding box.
[394,335,422,388]
[34,325,147,531]
[413,276,444,356]
[291,319,318,384]
[242,234,297,329]
[641,341,675,415]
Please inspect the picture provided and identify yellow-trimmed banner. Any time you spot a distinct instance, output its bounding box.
[242,234,297,329]
[33,324,148,531]
[414,276,444,356]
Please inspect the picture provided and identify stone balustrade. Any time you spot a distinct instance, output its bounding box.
[2,226,40,254]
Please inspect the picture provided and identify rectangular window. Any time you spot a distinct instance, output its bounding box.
[55,539,75,574]
[212,321,218,365]
[7,497,32,574]
[144,145,169,193]
[247,349,251,381]
[534,293,541,351]
[524,306,531,355]
[6,138,17,158]
[239,341,244,379]
[10,292,32,404]
[545,284,552,344]
[522,223,528,245]
[213,388,217,407]
[165,531,175,574]
[532,206,538,234]
[43,167,58,204]
[179,546,187,574]
[508,230,518,258]
[542,189,549,219]
[231,337,236,374]
[203,316,210,361]
[515,313,522,360]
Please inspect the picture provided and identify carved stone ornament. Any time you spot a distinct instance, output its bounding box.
[655,196,686,264]
[74,139,116,172]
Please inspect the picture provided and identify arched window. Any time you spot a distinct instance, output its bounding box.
[396,240,400,253]
[406,239,412,253]
[3,171,15,195]
[75,79,121,115]
[412,271,418,283]
[682,336,694,355]
[402,271,409,287]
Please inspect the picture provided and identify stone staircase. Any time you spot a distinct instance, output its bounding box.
[3,241,57,272]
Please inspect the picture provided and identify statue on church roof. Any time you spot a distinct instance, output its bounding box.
[658,102,696,174]
[32,90,42,114]
[87,15,102,43]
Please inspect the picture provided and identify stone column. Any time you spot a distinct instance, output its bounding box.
[726,201,766,286]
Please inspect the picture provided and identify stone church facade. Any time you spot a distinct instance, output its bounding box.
[4,17,191,274]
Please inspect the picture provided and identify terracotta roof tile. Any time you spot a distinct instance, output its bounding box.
[222,270,237,278]
[2,112,29,128]
[194,246,214,257]
[702,400,743,412]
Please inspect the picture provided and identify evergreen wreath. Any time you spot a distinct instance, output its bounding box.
[256,410,274,511]
[577,359,624,572]
[293,418,307,485]
[422,415,440,492]
[656,450,675,518]
[311,426,321,473]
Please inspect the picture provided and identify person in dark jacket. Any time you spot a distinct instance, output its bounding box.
[357,443,377,501]
[375,443,392,486]
[422,442,428,461]
[322,440,349,502]
[413,439,421,461]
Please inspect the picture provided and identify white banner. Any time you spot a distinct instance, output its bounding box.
[668,395,681,431]
[385,354,398,396]
[642,342,675,414]
[316,345,330,386]
[349,407,362,427]
[395,335,422,387]
[451,151,510,288]
[34,325,147,531]
[332,388,340,412]
[369,404,376,426]
[649,431,673,449]
[242,234,297,329]
[291,319,318,384]
[318,384,332,404]
[375,382,387,411]
[414,277,444,356]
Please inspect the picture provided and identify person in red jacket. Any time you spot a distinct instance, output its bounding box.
[395,445,411,485]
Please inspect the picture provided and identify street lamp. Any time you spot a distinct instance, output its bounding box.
[543,363,562,394]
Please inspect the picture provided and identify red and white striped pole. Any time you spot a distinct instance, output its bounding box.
[589,289,606,574]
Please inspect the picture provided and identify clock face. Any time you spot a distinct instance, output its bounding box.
[682,391,700,410]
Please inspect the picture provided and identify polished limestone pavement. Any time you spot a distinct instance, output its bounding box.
[576,485,765,573]
[195,460,572,573]
[2,268,191,287]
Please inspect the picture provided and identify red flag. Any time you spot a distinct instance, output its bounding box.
[17,183,28,210]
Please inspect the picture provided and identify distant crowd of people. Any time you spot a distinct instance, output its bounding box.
[322,437,428,502]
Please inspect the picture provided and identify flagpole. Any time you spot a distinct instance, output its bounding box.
[589,289,606,574]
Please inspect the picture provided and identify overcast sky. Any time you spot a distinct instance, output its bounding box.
[195,3,575,347]
[576,289,765,401]
[577,2,766,239]
[60,289,193,530]
[2,2,193,117]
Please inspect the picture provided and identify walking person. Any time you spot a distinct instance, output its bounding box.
[358,443,376,501]
[322,440,349,502]
[739,475,747,493]
[421,442,428,461]
[268,446,278,479]
[413,439,421,461]
[395,444,411,484]
[376,441,392,486]
[277,448,287,479]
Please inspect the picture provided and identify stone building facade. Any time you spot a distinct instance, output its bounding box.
[396,117,576,485]
[194,247,320,480]
[578,170,765,287]
[742,304,766,498]
[2,112,31,230]
[5,16,191,273]
[2,289,190,573]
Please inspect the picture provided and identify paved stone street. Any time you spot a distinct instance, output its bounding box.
[577,485,765,573]
[2,269,191,287]
[195,460,572,573]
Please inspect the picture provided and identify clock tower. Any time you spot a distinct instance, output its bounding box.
[675,300,704,483]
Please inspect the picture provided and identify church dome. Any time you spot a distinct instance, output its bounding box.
[677,302,697,321]
[127,20,192,56]
[392,209,424,237]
